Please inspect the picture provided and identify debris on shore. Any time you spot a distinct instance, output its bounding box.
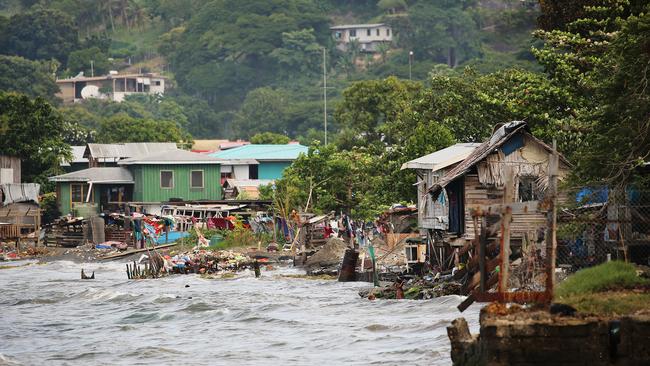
[304,237,348,276]
[359,276,463,300]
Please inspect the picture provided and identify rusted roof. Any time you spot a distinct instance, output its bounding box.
[428,121,569,196]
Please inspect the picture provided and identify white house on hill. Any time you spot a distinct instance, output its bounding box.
[331,23,393,52]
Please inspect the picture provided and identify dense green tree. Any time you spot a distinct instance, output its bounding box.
[167,0,329,109]
[0,92,71,186]
[415,68,584,152]
[250,132,291,144]
[66,47,110,76]
[174,94,224,138]
[59,104,102,130]
[273,143,379,218]
[334,77,423,150]
[144,0,199,26]
[392,0,480,67]
[270,28,322,76]
[378,0,407,14]
[1,8,79,64]
[571,6,650,185]
[95,113,188,143]
[532,0,649,185]
[0,55,60,103]
[233,87,289,138]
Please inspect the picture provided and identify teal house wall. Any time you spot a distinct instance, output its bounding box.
[131,164,221,202]
[55,182,101,216]
[258,162,291,180]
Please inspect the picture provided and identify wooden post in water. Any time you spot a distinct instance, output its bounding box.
[338,248,359,282]
[499,169,514,293]
[545,140,559,296]
[479,216,487,292]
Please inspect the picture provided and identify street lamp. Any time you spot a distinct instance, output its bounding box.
[408,51,413,80]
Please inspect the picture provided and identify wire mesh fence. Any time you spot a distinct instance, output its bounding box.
[463,184,650,310]
[556,188,650,272]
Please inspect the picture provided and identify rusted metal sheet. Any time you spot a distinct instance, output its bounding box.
[474,291,551,304]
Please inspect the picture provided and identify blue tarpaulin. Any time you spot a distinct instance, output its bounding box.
[155,231,190,245]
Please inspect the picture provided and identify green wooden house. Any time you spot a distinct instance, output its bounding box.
[49,150,222,216]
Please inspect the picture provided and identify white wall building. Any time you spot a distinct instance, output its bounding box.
[331,23,393,52]
[56,73,166,104]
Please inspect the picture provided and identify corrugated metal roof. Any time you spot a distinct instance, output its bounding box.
[209,144,308,161]
[401,143,481,171]
[220,159,259,166]
[49,167,134,183]
[118,149,223,165]
[429,121,570,196]
[331,23,386,30]
[85,143,178,160]
[224,179,275,188]
[61,146,88,166]
[56,73,165,83]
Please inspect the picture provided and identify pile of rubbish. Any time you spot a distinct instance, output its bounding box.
[127,248,263,279]
[163,250,255,274]
[359,274,463,300]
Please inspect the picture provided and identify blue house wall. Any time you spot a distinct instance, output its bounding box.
[259,161,291,179]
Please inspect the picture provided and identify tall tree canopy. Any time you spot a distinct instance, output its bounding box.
[1,8,79,64]
[0,92,71,186]
[165,0,329,109]
[533,0,650,185]
[0,55,60,103]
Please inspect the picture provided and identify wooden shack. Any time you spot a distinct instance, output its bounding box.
[402,143,480,232]
[429,121,570,247]
[0,156,41,243]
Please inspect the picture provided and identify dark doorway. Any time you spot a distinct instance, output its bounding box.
[74,81,87,99]
[447,177,464,234]
[249,165,259,179]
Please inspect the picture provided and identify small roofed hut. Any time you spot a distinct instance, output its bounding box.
[402,143,481,233]
[428,121,571,249]
[0,156,41,244]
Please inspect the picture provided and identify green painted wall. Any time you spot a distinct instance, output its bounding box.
[131,164,221,202]
[259,161,290,180]
[58,182,71,216]
[56,182,100,216]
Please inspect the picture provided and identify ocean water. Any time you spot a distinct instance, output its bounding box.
[0,260,480,366]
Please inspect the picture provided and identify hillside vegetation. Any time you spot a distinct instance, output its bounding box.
[2,0,649,218]
[0,0,539,139]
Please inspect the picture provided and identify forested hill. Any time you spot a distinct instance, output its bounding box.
[0,0,538,141]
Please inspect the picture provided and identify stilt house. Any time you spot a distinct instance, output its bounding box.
[428,121,570,247]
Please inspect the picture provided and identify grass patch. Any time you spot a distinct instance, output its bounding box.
[555,261,650,315]
[555,261,648,298]
[560,292,650,316]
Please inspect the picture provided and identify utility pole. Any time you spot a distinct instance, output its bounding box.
[323,47,328,145]
[408,51,413,80]
[90,60,94,77]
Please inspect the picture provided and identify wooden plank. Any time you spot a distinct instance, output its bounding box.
[499,170,514,293]
[458,274,499,312]
[469,201,540,216]
[101,243,177,260]
[545,140,559,297]
[479,216,487,292]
